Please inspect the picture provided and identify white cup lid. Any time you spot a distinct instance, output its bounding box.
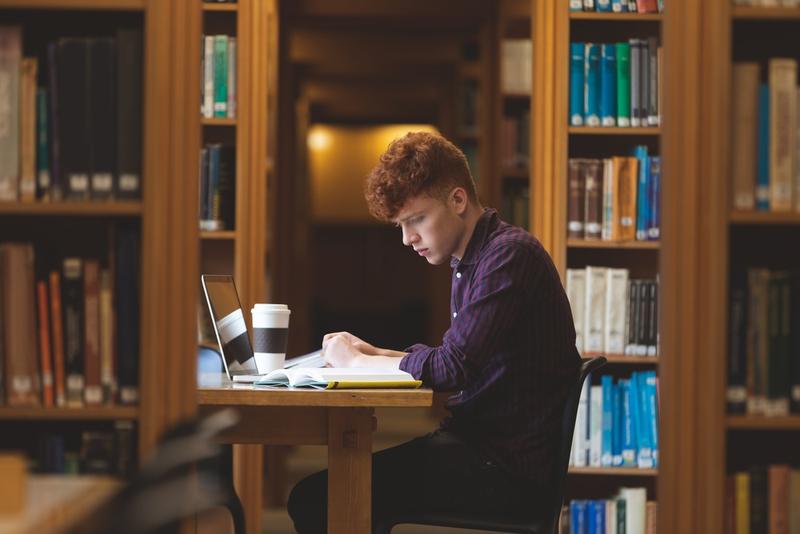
[252,303,290,312]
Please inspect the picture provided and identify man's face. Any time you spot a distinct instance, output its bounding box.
[393,193,465,265]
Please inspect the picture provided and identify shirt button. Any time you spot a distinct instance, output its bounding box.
[456,272,462,279]
[453,312,458,318]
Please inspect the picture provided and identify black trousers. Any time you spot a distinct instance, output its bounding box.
[287,429,543,534]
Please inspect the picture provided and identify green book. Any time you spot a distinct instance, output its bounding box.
[616,42,631,127]
[36,88,50,199]
[213,35,228,118]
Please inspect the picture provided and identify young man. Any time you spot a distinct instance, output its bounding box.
[288,131,581,533]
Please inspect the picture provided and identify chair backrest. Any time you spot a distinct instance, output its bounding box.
[544,356,606,533]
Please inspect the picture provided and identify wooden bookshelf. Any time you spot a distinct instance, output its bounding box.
[0,406,139,421]
[202,2,238,12]
[201,117,237,127]
[200,230,237,240]
[568,126,661,135]
[732,6,800,20]
[569,12,663,21]
[0,0,144,10]
[0,201,142,216]
[729,210,800,225]
[596,354,660,365]
[569,466,658,476]
[567,239,660,249]
[726,416,800,431]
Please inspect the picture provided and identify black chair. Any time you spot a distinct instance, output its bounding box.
[376,356,607,534]
[78,408,245,534]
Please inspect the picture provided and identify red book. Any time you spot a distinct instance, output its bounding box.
[49,270,66,407]
[36,280,53,407]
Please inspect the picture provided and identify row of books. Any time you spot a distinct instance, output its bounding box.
[567,268,659,357]
[201,34,237,119]
[459,79,480,138]
[501,183,530,230]
[732,0,800,6]
[569,40,662,128]
[726,465,800,534]
[569,0,663,12]
[199,144,236,231]
[568,152,661,242]
[731,60,800,213]
[0,27,143,202]
[501,39,532,95]
[571,371,660,470]
[0,234,140,408]
[560,490,656,534]
[500,111,531,171]
[727,269,800,416]
[32,422,135,477]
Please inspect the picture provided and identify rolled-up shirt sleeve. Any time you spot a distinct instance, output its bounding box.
[399,243,533,391]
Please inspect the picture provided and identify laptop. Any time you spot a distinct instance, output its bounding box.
[201,274,324,382]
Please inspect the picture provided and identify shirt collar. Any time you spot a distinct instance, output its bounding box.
[450,208,498,268]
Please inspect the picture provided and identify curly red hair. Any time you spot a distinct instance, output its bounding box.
[364,131,478,221]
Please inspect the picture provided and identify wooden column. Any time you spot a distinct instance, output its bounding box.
[659,0,727,532]
[139,0,201,455]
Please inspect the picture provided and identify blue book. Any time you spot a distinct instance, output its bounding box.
[645,371,659,466]
[601,375,614,466]
[592,500,606,534]
[584,44,601,126]
[570,500,588,534]
[620,379,637,466]
[600,44,617,126]
[634,145,650,241]
[648,157,661,240]
[756,84,770,211]
[596,0,612,12]
[570,43,586,126]
[612,381,623,466]
[634,371,654,468]
[612,0,624,12]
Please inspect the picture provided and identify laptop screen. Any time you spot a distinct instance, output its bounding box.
[201,275,258,377]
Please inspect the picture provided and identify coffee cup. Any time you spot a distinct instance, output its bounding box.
[251,304,291,374]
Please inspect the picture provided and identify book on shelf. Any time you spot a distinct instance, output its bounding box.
[500,111,530,170]
[731,58,800,213]
[726,466,800,534]
[201,34,237,119]
[564,492,656,534]
[727,268,800,416]
[570,40,661,128]
[571,0,663,12]
[501,39,532,95]
[568,152,661,243]
[0,228,140,408]
[0,26,144,203]
[253,367,422,390]
[198,144,236,231]
[570,370,659,470]
[567,267,659,357]
[32,420,136,476]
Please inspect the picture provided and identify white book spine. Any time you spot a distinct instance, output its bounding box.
[584,267,608,353]
[589,385,603,467]
[601,159,614,241]
[573,378,590,467]
[605,268,630,355]
[203,35,214,118]
[567,269,587,353]
[227,37,236,118]
[620,487,647,534]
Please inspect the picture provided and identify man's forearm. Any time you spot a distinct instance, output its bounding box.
[355,352,407,369]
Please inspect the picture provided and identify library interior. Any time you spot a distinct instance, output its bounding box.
[0,0,799,533]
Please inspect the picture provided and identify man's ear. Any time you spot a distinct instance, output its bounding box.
[450,187,468,215]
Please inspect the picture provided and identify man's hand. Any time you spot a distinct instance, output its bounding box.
[322,334,366,368]
[322,331,380,355]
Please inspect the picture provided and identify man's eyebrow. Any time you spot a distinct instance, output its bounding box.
[396,211,423,225]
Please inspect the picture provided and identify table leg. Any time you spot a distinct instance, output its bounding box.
[327,408,374,534]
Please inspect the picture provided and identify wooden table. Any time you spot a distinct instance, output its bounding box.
[197,381,433,534]
[0,475,120,534]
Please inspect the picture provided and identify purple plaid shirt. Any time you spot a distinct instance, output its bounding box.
[400,208,581,482]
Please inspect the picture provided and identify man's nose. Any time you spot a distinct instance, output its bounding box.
[402,226,418,247]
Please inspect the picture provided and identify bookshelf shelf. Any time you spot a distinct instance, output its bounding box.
[569,12,663,22]
[567,239,660,249]
[568,466,658,476]
[568,126,661,136]
[0,406,139,421]
[0,0,144,10]
[202,2,238,12]
[732,6,800,20]
[726,416,800,430]
[593,354,660,365]
[201,117,237,126]
[729,210,800,225]
[200,230,236,240]
[0,201,142,216]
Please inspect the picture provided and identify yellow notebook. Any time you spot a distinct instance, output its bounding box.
[255,367,421,389]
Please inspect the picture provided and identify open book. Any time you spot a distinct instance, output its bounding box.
[254,367,422,389]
